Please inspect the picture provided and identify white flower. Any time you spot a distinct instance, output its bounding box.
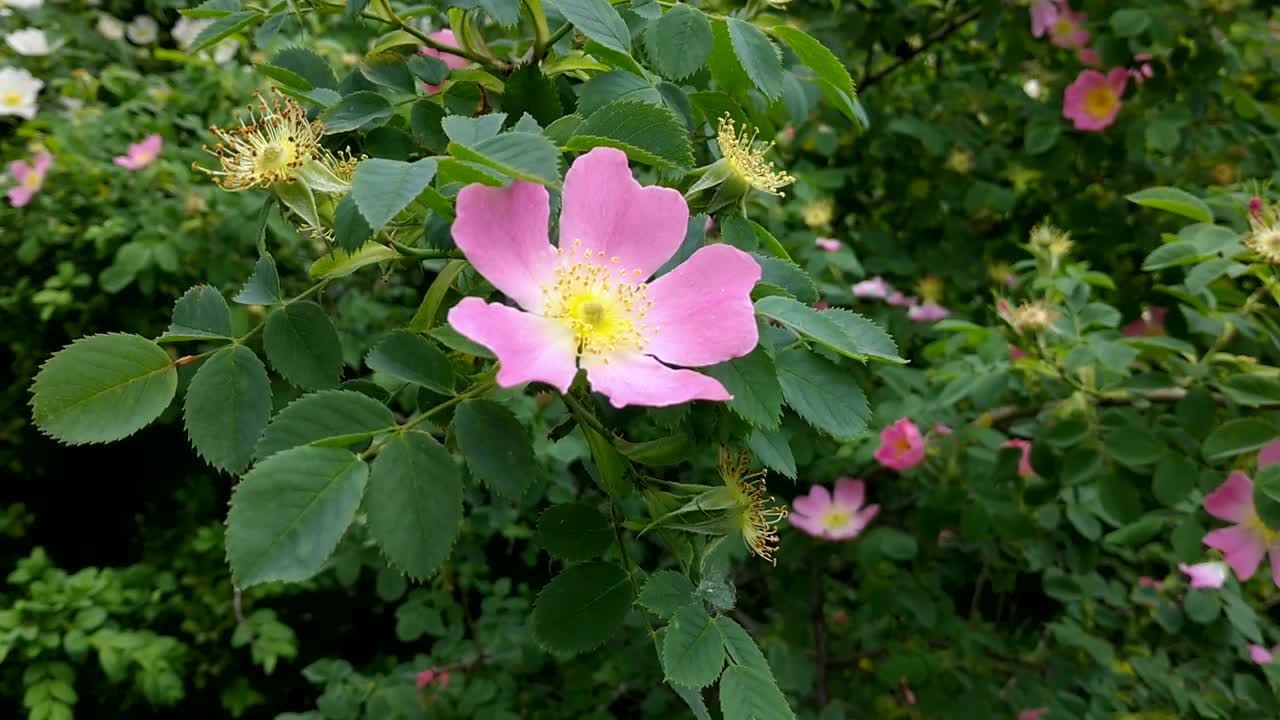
[211,39,239,64]
[5,29,55,56]
[172,16,239,64]
[0,0,43,12]
[97,15,125,41]
[0,66,42,120]
[1022,78,1043,100]
[126,15,158,45]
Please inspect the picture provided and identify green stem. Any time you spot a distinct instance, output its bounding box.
[542,22,573,55]
[306,0,499,69]
[562,391,614,439]
[523,0,553,58]
[610,499,656,638]
[383,237,461,260]
[360,379,496,460]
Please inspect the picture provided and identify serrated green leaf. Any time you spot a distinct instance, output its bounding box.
[1126,187,1213,224]
[263,302,344,390]
[752,254,815,304]
[184,345,272,473]
[532,561,633,655]
[638,571,696,618]
[189,11,257,54]
[708,21,752,97]
[351,158,438,233]
[769,26,856,105]
[159,285,233,342]
[503,64,564,127]
[321,91,394,134]
[662,604,724,689]
[367,431,461,580]
[820,309,904,364]
[1203,419,1278,461]
[333,195,373,253]
[442,113,507,144]
[775,349,869,441]
[226,446,368,587]
[270,47,337,89]
[449,132,562,185]
[720,665,795,720]
[565,99,694,169]
[409,101,448,151]
[235,254,282,305]
[31,334,178,445]
[478,0,520,25]
[309,242,401,279]
[1220,375,1280,406]
[576,71,660,117]
[645,4,713,81]
[746,427,796,479]
[756,296,902,364]
[535,503,614,560]
[365,331,454,394]
[725,18,783,100]
[453,399,537,499]
[254,389,394,461]
[552,0,632,54]
[705,347,782,429]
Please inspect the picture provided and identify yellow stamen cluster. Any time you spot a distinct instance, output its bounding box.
[718,448,786,565]
[542,240,653,358]
[1248,206,1280,265]
[1006,301,1059,333]
[197,91,324,191]
[801,198,834,229]
[918,276,944,304]
[329,147,365,185]
[716,114,795,197]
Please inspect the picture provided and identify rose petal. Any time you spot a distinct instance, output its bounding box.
[642,244,761,367]
[1203,525,1266,581]
[1203,471,1254,523]
[793,485,832,518]
[447,298,577,394]
[832,477,865,511]
[581,351,730,408]
[559,147,689,279]
[451,180,557,312]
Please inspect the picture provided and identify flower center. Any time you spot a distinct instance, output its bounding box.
[542,241,652,358]
[1084,85,1117,119]
[4,93,21,107]
[22,172,41,190]
[894,437,913,454]
[1054,19,1074,38]
[1247,514,1280,545]
[256,141,296,175]
[821,509,852,531]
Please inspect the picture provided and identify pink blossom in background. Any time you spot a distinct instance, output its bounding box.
[1137,576,1163,590]
[814,300,831,310]
[7,151,50,207]
[1002,438,1034,478]
[1009,345,1027,361]
[933,423,953,436]
[1250,196,1264,220]
[875,417,926,471]
[420,30,469,92]
[852,276,891,299]
[937,529,956,545]
[1063,68,1128,131]
[446,148,760,408]
[704,215,715,233]
[1029,0,1060,38]
[1019,709,1049,720]
[816,237,843,252]
[790,477,879,541]
[1260,440,1280,469]
[1178,561,1228,589]
[113,133,163,170]
[1076,47,1101,67]
[1202,471,1280,588]
[416,669,436,688]
[1048,7,1089,49]
[887,291,917,307]
[1122,306,1167,337]
[1250,645,1278,665]
[1128,53,1154,85]
[908,303,950,323]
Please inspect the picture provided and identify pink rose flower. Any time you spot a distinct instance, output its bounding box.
[447,148,760,408]
[1250,196,1264,221]
[1177,561,1228,589]
[1019,709,1049,720]
[1202,471,1280,587]
[113,133,163,170]
[1048,7,1089,49]
[420,30,470,92]
[789,476,879,541]
[815,237,843,252]
[1076,47,1101,67]
[1002,438,1034,478]
[1250,645,1278,665]
[1063,68,1128,131]
[875,418,925,471]
[887,292,917,307]
[1128,54,1154,85]
[933,423,953,436]
[852,276,891,299]
[1259,440,1280,469]
[907,303,950,323]
[7,151,50,207]
[1029,0,1060,38]
[416,669,436,688]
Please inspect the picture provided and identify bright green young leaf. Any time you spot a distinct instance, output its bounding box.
[638,571,696,618]
[365,331,454,395]
[645,4,713,81]
[719,665,796,720]
[226,446,368,587]
[449,131,562,185]
[725,18,783,100]
[184,345,273,474]
[366,431,462,580]
[535,502,614,561]
[350,158,438,232]
[705,347,783,429]
[320,91,394,134]
[775,349,869,441]
[189,11,257,54]
[565,99,695,169]
[1125,187,1213,224]
[31,334,178,445]
[532,561,633,655]
[235,254,282,305]
[159,285,233,342]
[254,389,394,461]
[1219,375,1280,406]
[453,399,537,499]
[1202,418,1277,461]
[263,302,344,390]
[662,603,724,689]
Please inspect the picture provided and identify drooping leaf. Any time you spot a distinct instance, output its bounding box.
[235,254,282,305]
[535,502,614,560]
[321,91,395,134]
[366,431,462,580]
[188,11,258,54]
[31,334,178,445]
[746,427,796,479]
[263,302,344,390]
[769,26,858,123]
[309,242,401,279]
[184,345,273,473]
[1125,187,1213,224]
[775,349,869,441]
[254,389,394,461]
[503,64,564,127]
[160,285,233,342]
[532,561,633,655]
[453,399,537,499]
[704,347,782,429]
[662,603,724,689]
[719,664,795,720]
[226,446,368,587]
[756,296,904,364]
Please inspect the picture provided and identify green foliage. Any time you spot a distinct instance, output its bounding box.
[366,431,462,580]
[452,399,537,500]
[535,503,614,561]
[263,302,344,390]
[185,345,273,473]
[532,562,633,655]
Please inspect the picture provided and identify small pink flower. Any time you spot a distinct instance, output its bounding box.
[1202,471,1280,588]
[447,148,760,408]
[886,292,917,307]
[1029,0,1060,38]
[1250,196,1264,221]
[704,216,715,233]
[7,151,51,207]
[1076,47,1101,67]
[852,276,891,299]
[1009,345,1027,361]
[1048,7,1089,49]
[790,477,879,541]
[937,529,956,545]
[875,418,926,472]
[907,303,950,323]
[1122,306,1166,337]
[113,133,163,170]
[1019,709,1049,720]
[933,423,953,436]
[1250,645,1277,665]
[1128,54,1155,85]
[1261,440,1280,469]
[1002,438,1034,478]
[420,30,470,92]
[1063,68,1128,131]
[416,669,436,688]
[1137,576,1162,589]
[815,237,843,252]
[1178,561,1229,589]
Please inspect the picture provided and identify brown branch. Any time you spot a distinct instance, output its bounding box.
[859,6,983,90]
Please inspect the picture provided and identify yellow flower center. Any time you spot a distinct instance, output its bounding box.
[821,509,852,531]
[22,172,41,190]
[256,141,297,175]
[1248,228,1280,264]
[199,91,323,191]
[1247,514,1280,545]
[716,114,795,196]
[894,437,913,454]
[4,92,21,106]
[1084,85,1118,120]
[1054,18,1074,37]
[542,241,652,358]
